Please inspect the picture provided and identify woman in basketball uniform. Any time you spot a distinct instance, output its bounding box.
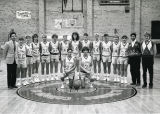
[92,34,101,80]
[81,33,92,55]
[101,34,112,81]
[61,48,76,89]
[32,34,40,83]
[16,37,27,86]
[79,47,94,88]
[60,35,70,74]
[141,33,157,89]
[69,32,82,72]
[25,36,33,84]
[49,34,60,80]
[39,34,50,81]
[111,35,121,82]
[119,35,129,84]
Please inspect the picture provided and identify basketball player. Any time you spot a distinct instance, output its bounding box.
[49,34,60,80]
[111,35,121,82]
[81,33,92,54]
[69,32,82,72]
[60,48,76,89]
[79,47,94,88]
[60,35,70,73]
[119,35,129,84]
[25,36,33,84]
[16,37,27,86]
[101,34,112,81]
[92,34,101,80]
[32,34,40,82]
[39,34,50,81]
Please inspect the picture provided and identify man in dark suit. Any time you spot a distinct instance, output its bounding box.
[128,33,141,86]
[4,32,18,89]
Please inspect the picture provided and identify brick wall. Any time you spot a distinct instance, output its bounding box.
[0,0,160,42]
[0,0,39,42]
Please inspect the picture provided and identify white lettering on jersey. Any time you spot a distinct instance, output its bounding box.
[112,41,120,57]
[93,40,101,54]
[120,42,129,57]
[50,41,59,54]
[41,42,50,55]
[102,41,112,56]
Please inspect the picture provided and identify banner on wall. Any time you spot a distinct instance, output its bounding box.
[16,11,31,19]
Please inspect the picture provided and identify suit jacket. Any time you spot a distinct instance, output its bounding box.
[3,40,18,64]
[128,41,141,57]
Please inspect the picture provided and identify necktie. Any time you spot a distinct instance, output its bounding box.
[13,41,16,52]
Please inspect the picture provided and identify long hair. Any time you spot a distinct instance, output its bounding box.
[72,32,80,41]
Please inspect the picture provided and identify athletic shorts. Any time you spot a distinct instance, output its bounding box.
[119,57,128,65]
[80,72,91,79]
[61,54,67,61]
[26,57,33,65]
[112,57,120,64]
[41,55,50,63]
[50,54,59,62]
[66,72,75,79]
[92,54,100,61]
[17,61,27,68]
[102,55,112,62]
[33,56,40,63]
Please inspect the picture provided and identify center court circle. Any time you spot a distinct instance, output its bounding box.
[17,81,137,105]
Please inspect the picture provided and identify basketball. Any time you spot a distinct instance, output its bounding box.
[73,80,81,90]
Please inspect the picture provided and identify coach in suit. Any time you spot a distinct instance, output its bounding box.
[3,32,18,89]
[128,33,141,86]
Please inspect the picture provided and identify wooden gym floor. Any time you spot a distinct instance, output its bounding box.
[0,58,160,114]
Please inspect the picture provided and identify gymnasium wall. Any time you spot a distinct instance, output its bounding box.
[0,0,39,42]
[0,0,160,42]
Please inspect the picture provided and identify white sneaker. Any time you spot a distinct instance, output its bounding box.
[121,77,124,83]
[114,75,117,82]
[16,79,21,87]
[41,75,45,82]
[22,80,27,85]
[55,75,59,80]
[117,75,120,82]
[124,77,127,84]
[61,84,65,89]
[96,74,100,80]
[25,80,29,85]
[90,84,93,88]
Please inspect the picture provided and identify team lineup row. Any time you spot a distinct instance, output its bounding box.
[4,32,156,89]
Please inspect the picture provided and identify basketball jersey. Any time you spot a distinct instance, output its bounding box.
[81,55,92,71]
[40,42,50,55]
[93,40,101,55]
[65,56,75,71]
[61,41,69,55]
[82,40,90,49]
[32,42,40,56]
[72,41,79,54]
[50,41,59,54]
[119,42,129,57]
[102,41,112,56]
[17,44,26,63]
[25,43,32,56]
[112,41,120,57]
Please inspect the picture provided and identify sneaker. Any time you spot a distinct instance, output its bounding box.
[55,75,59,80]
[16,81,21,87]
[149,85,153,89]
[121,77,124,83]
[117,75,120,82]
[96,75,100,80]
[46,75,50,81]
[114,75,117,82]
[124,77,127,84]
[89,84,93,88]
[61,84,65,89]
[41,75,45,82]
[25,80,29,85]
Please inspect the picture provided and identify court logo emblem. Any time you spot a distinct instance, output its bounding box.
[17,81,137,105]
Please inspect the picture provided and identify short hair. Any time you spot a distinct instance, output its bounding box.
[144,32,151,37]
[10,32,16,38]
[114,35,119,39]
[82,47,90,53]
[121,35,128,39]
[67,48,73,52]
[19,37,24,41]
[130,33,136,37]
[84,33,88,36]
[26,35,31,39]
[104,34,109,37]
[72,32,80,41]
[32,34,38,42]
[52,34,58,39]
